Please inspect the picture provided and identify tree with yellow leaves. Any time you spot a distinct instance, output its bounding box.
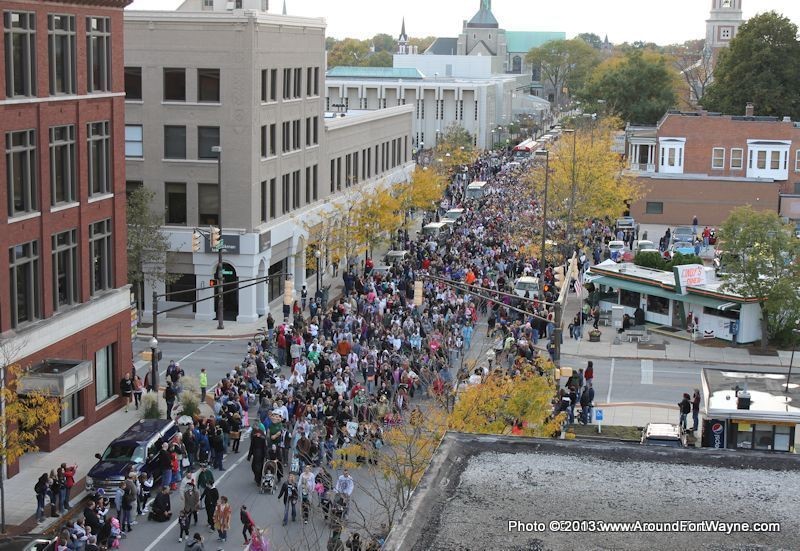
[434,123,478,173]
[448,356,564,437]
[397,167,447,222]
[352,187,403,260]
[333,408,446,539]
[523,120,640,244]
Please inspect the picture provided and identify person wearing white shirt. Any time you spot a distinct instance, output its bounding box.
[309,323,319,338]
[275,375,289,393]
[335,470,354,497]
[333,377,347,397]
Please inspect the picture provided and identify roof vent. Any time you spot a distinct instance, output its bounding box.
[737,390,751,410]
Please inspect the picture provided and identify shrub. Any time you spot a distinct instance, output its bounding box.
[141,393,161,420]
[179,392,201,419]
[634,251,666,270]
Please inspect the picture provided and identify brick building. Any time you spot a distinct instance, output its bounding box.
[627,107,800,226]
[0,0,132,473]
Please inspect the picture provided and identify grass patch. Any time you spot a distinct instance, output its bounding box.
[568,424,642,441]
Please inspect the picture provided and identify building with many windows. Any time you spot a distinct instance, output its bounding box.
[0,0,133,467]
[627,107,800,225]
[125,1,413,323]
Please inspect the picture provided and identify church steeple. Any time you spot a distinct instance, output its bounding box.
[398,17,409,54]
[282,0,286,15]
[467,0,498,29]
[399,17,408,42]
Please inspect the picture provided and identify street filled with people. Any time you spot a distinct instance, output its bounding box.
[42,144,634,551]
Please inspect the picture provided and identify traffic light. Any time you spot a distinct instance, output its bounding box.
[210,226,221,251]
[283,278,294,306]
[413,281,423,306]
[553,266,566,291]
[191,231,202,253]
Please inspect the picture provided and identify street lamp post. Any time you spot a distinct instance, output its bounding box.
[212,145,223,330]
[315,248,321,301]
[149,336,159,394]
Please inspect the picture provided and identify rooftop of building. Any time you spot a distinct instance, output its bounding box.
[325,67,519,85]
[702,367,800,420]
[505,31,566,53]
[125,2,325,27]
[425,37,459,56]
[325,66,424,80]
[466,6,498,28]
[385,432,800,550]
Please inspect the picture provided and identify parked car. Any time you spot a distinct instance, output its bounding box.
[383,250,409,264]
[443,208,465,221]
[608,240,626,262]
[513,276,540,298]
[86,419,179,494]
[634,240,655,254]
[641,423,687,447]
[0,536,56,551]
[669,240,696,257]
[672,226,696,243]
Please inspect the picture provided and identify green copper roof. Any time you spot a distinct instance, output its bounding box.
[506,31,567,53]
[467,8,498,28]
[326,66,424,80]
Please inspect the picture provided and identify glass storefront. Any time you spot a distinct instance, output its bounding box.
[731,421,795,452]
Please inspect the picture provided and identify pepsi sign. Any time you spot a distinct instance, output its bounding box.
[710,420,726,448]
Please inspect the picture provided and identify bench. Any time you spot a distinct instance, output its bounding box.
[626,330,650,343]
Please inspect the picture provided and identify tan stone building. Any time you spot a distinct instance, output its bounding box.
[125,0,413,322]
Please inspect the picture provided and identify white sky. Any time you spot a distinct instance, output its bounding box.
[126,0,800,45]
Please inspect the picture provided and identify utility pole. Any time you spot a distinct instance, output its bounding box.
[212,146,224,330]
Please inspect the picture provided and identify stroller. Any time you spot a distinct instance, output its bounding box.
[260,460,278,494]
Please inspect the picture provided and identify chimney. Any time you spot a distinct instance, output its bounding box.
[745,102,754,117]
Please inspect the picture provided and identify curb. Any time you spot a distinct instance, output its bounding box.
[136,332,253,343]
[558,352,789,367]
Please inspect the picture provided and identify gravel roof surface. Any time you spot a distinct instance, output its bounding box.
[386,434,800,551]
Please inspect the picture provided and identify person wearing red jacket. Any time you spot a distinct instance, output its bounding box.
[61,462,77,509]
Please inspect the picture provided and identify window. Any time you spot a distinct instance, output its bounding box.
[124,66,142,100]
[86,17,110,92]
[774,425,791,452]
[753,424,774,451]
[166,273,197,303]
[261,125,267,158]
[293,68,302,98]
[646,295,669,316]
[9,240,41,327]
[645,201,663,214]
[163,67,186,101]
[305,166,311,205]
[711,147,724,169]
[50,125,76,206]
[658,138,685,174]
[282,121,290,153]
[260,180,267,223]
[720,27,731,40]
[198,183,219,225]
[619,289,640,309]
[305,118,311,147]
[261,70,268,102]
[197,126,220,159]
[736,423,752,449]
[312,165,318,201]
[125,180,142,198]
[197,68,220,102]
[48,14,76,95]
[722,0,733,6]
[269,123,276,156]
[283,68,291,99]
[770,150,781,170]
[52,229,78,310]
[164,125,186,159]
[61,390,83,427]
[292,119,300,150]
[292,170,301,209]
[330,159,335,192]
[270,68,277,101]
[125,125,143,158]
[4,11,37,97]
[269,177,276,219]
[312,116,318,145]
[795,150,800,172]
[306,67,313,96]
[731,148,743,170]
[6,129,38,217]
[95,345,114,405]
[87,121,110,196]
[747,142,790,179]
[281,174,290,214]
[313,67,319,95]
[89,219,112,294]
[165,182,187,225]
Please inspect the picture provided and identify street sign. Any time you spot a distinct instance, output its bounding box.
[222,270,233,276]
[594,409,604,422]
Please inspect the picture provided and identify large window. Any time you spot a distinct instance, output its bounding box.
[646,295,669,316]
[89,219,112,295]
[163,67,186,101]
[198,126,220,160]
[269,68,277,101]
[260,180,267,223]
[260,126,267,158]
[292,170,301,209]
[282,68,291,99]
[619,289,640,309]
[312,164,318,201]
[61,390,83,427]
[52,229,78,310]
[9,240,40,327]
[731,148,743,170]
[124,66,142,100]
[164,125,186,159]
[292,119,301,150]
[281,174,290,214]
[165,182,187,225]
[198,183,219,225]
[95,345,114,405]
[197,68,220,102]
[166,273,198,303]
[645,202,663,214]
[4,11,37,98]
[269,123,276,156]
[86,16,110,92]
[269,178,276,219]
[711,147,725,170]
[125,125,143,158]
[87,121,110,196]
[6,129,38,217]
[50,125,76,206]
[293,67,302,98]
[48,14,76,95]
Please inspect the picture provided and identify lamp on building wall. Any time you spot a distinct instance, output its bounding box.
[149,336,159,393]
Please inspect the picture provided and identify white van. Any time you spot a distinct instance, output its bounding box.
[608,240,626,261]
[422,221,451,238]
[444,208,465,221]
[384,250,409,264]
[513,276,540,298]
[465,181,487,200]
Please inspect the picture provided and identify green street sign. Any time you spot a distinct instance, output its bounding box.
[222,270,233,276]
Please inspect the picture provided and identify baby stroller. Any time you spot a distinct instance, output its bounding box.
[260,460,278,494]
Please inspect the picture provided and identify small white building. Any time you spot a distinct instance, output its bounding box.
[585,261,762,344]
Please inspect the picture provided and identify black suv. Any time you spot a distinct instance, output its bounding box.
[86,419,178,493]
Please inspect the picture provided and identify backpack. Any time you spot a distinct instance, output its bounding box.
[34,480,45,494]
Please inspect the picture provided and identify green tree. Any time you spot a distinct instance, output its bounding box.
[327,38,370,68]
[525,39,600,109]
[365,50,393,67]
[127,186,176,317]
[576,32,602,49]
[580,50,678,124]
[409,36,436,53]
[371,33,396,53]
[702,11,800,119]
[719,206,800,347]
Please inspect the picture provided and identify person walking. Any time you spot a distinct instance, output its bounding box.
[120,372,133,413]
[277,473,299,526]
[164,382,177,420]
[679,393,691,432]
[691,389,701,432]
[35,473,48,522]
[133,374,144,410]
[201,482,219,530]
[183,480,200,526]
[213,495,231,544]
[240,505,256,545]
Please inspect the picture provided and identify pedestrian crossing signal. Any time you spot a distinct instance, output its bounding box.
[209,279,216,287]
